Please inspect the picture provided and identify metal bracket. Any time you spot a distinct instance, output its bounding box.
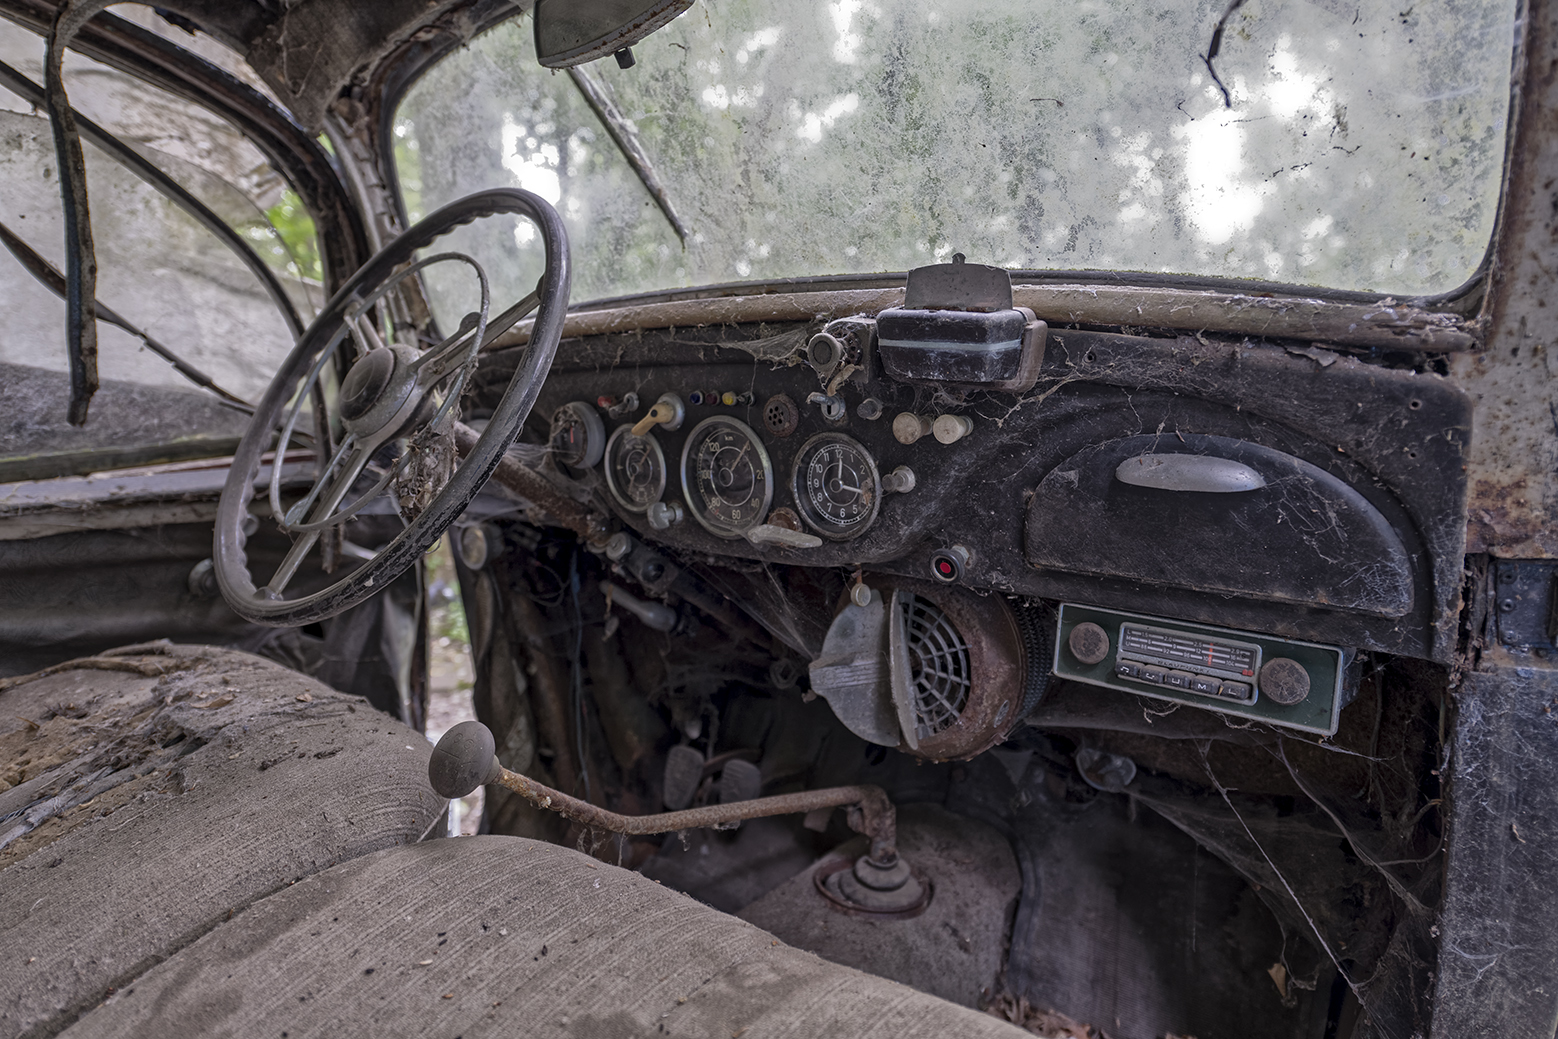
[1493,560,1558,651]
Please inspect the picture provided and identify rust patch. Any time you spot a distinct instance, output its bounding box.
[1466,476,1556,555]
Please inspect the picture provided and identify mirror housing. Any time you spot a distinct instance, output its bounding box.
[534,0,694,68]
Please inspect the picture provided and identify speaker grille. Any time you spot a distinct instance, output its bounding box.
[899,592,971,739]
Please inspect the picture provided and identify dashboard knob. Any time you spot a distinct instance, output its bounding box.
[646,500,685,530]
[881,466,917,494]
[933,414,973,444]
[1259,657,1312,705]
[893,412,931,444]
[1067,622,1111,665]
[806,332,845,376]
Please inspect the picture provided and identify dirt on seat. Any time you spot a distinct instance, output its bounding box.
[55,835,1029,1039]
[0,642,444,1039]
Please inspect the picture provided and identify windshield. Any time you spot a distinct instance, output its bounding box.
[395,0,1518,311]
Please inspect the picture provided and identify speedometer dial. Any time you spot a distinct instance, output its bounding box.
[680,417,773,539]
[604,424,666,513]
[793,432,880,539]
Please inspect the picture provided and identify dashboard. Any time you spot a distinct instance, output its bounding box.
[482,300,1472,670]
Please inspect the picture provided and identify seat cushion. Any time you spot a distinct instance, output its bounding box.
[0,643,444,1039]
[59,835,1027,1039]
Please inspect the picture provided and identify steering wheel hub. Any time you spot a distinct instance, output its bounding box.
[338,347,396,422]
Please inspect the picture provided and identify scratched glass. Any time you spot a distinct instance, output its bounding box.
[396,0,1518,313]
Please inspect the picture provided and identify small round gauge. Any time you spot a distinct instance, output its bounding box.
[680,416,774,539]
[549,401,605,472]
[792,432,881,539]
[604,424,667,513]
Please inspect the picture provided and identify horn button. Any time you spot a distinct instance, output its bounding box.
[338,346,421,437]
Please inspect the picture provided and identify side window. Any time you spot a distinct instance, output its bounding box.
[0,13,316,404]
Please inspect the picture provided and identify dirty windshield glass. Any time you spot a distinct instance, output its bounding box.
[395,0,1518,312]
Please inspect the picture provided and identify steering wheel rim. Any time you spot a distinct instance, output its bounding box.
[214,188,569,626]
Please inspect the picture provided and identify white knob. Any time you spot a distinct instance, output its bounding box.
[892,413,932,445]
[933,414,973,444]
[646,500,684,530]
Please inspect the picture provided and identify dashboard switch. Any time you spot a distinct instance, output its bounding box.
[806,392,847,422]
[856,398,884,420]
[881,466,917,494]
[630,393,685,435]
[646,499,685,530]
[1218,680,1253,701]
[933,414,973,444]
[930,545,970,583]
[893,412,932,444]
[1189,675,1221,696]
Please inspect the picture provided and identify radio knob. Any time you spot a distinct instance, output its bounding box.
[1259,657,1311,705]
[1068,622,1110,665]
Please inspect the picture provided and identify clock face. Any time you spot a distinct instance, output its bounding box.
[793,432,880,540]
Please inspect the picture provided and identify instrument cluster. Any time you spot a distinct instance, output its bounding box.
[549,392,893,547]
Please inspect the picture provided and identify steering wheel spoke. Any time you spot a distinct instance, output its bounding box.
[214,188,571,625]
[282,435,376,532]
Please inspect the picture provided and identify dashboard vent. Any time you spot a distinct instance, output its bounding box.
[899,592,971,739]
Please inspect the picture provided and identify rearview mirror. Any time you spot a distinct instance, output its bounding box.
[533,0,694,68]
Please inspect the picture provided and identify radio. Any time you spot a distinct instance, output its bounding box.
[1052,604,1347,735]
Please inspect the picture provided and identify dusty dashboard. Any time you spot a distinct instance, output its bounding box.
[475,265,1473,697]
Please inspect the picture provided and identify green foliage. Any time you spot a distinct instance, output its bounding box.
[426,539,470,646]
[264,188,323,283]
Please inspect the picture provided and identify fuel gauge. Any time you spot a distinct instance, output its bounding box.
[549,401,605,472]
[793,432,881,540]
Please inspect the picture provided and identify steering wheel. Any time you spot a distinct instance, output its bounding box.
[215,188,569,626]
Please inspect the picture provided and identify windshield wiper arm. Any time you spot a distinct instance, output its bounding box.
[566,65,689,244]
[0,220,252,411]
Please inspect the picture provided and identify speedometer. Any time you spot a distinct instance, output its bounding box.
[604,424,666,513]
[680,416,773,539]
[793,432,880,539]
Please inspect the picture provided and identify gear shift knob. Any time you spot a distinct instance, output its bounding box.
[428,720,502,798]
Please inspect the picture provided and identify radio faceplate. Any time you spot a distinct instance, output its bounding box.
[1053,603,1346,735]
